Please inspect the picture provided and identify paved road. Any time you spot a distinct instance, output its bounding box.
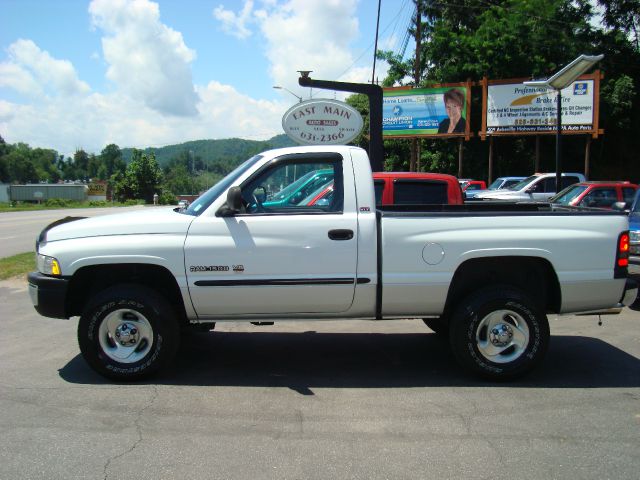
[0,206,149,258]
[1,275,639,480]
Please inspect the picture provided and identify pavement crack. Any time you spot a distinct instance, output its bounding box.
[103,385,159,480]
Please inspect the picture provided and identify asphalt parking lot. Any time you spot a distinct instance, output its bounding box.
[1,274,639,480]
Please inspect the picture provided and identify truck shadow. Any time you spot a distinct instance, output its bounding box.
[59,332,640,389]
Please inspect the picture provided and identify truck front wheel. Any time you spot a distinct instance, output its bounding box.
[449,286,549,381]
[78,284,180,381]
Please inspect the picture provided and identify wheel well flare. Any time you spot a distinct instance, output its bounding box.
[66,264,186,323]
[444,256,561,316]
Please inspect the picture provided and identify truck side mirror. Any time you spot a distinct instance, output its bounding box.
[217,186,243,217]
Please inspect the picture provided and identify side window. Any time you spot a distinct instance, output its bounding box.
[623,187,636,204]
[541,177,556,193]
[561,176,580,189]
[374,180,385,206]
[241,158,343,214]
[581,188,617,208]
[393,180,449,204]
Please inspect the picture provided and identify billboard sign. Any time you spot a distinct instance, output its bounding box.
[88,182,107,201]
[383,86,470,137]
[484,75,598,135]
[281,99,363,145]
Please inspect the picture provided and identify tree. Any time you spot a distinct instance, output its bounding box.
[113,149,163,203]
[73,149,89,179]
[100,144,126,179]
[163,163,192,196]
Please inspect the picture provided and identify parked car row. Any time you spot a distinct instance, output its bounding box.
[238,167,638,212]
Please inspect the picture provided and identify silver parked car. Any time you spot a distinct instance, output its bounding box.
[473,172,586,202]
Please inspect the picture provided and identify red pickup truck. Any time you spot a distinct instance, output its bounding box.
[306,172,464,206]
[459,179,487,192]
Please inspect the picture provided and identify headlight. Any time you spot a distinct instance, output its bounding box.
[38,254,61,276]
[630,230,640,243]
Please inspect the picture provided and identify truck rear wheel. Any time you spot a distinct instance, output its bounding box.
[449,286,549,381]
[78,284,180,381]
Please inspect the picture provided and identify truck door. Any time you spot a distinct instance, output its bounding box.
[185,153,359,317]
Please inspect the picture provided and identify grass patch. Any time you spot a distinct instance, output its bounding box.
[0,252,35,280]
[0,199,145,213]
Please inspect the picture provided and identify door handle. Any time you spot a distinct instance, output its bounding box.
[328,229,354,241]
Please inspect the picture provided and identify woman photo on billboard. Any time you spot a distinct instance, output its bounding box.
[437,88,466,134]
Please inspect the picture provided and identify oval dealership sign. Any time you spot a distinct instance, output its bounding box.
[282,99,364,145]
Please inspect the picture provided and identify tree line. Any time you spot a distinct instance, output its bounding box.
[0,135,276,204]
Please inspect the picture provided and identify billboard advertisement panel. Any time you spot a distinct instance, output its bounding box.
[484,73,599,136]
[383,86,470,137]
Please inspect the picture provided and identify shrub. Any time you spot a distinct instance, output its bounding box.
[44,198,73,207]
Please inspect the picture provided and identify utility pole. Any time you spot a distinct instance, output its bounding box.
[411,1,422,172]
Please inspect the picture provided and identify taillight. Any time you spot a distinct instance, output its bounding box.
[615,232,629,278]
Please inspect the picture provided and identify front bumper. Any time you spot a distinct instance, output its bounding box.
[27,272,70,319]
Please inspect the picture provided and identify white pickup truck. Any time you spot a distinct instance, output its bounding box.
[28,145,636,381]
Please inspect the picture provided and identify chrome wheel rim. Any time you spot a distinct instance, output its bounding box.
[98,309,154,363]
[475,309,529,364]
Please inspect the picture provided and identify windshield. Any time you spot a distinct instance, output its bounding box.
[549,185,587,204]
[184,154,263,216]
[488,179,503,189]
[508,175,537,191]
[503,179,523,188]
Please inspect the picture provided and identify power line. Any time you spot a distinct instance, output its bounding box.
[388,0,412,54]
[372,0,382,84]
[337,0,412,81]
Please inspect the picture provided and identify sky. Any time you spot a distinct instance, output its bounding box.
[0,0,415,156]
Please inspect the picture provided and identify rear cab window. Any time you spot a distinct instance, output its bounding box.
[393,179,449,204]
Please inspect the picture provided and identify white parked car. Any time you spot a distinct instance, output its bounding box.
[473,172,586,202]
[465,176,526,199]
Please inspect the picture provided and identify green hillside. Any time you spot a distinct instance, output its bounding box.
[121,134,296,168]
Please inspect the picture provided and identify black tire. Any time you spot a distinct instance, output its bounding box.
[449,285,549,381]
[422,317,448,335]
[78,284,180,381]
